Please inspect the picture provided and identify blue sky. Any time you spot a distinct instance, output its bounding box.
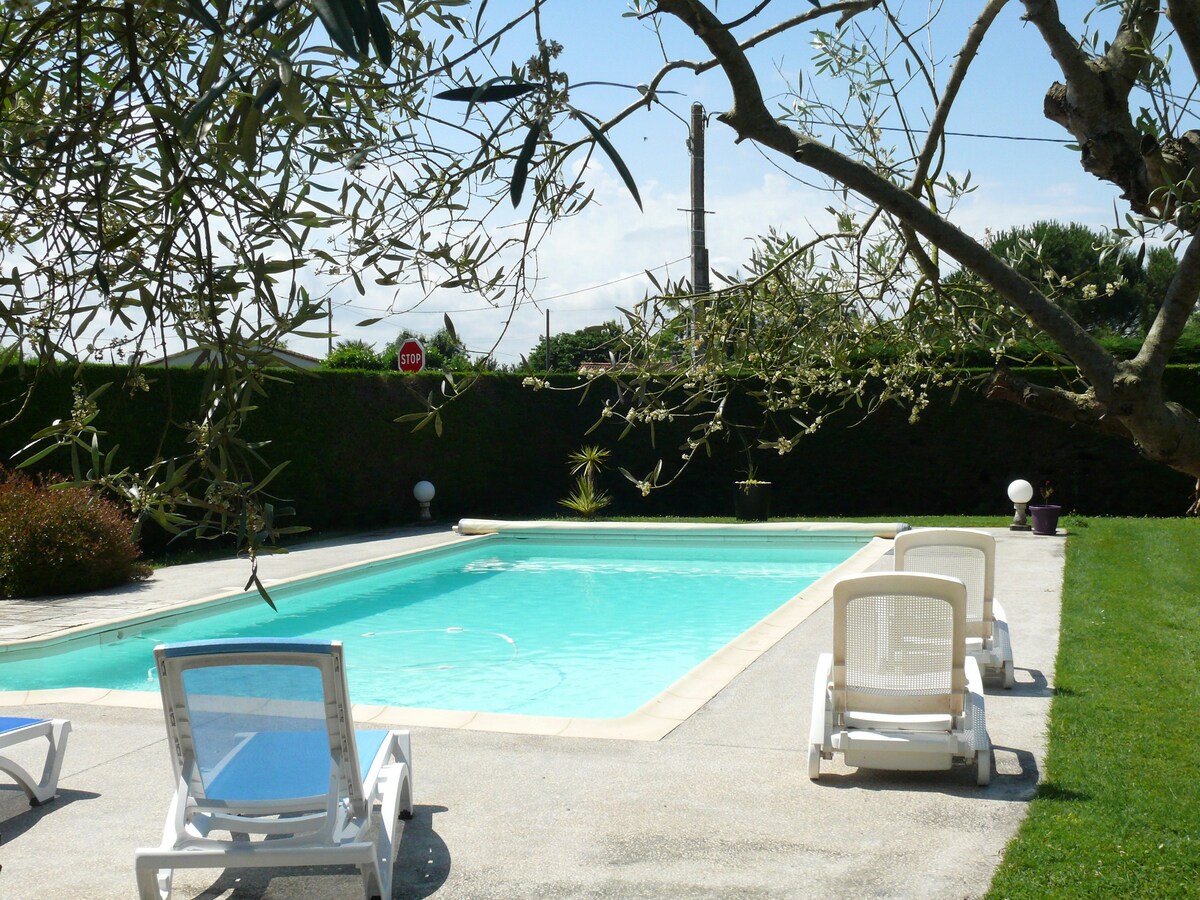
[304,1,1141,366]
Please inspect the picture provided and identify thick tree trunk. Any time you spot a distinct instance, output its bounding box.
[1023,0,1200,221]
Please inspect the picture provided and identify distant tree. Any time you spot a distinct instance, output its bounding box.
[384,328,471,371]
[324,340,386,371]
[526,322,625,372]
[978,222,1179,336]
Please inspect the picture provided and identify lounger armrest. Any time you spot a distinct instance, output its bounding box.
[0,718,72,805]
[810,653,833,748]
[992,600,1013,660]
[361,730,413,818]
[962,656,989,754]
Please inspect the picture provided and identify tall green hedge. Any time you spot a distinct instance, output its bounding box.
[0,365,1193,547]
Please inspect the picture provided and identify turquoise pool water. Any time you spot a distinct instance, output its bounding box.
[0,535,862,718]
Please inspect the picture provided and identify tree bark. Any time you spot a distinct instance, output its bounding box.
[1024,0,1200,220]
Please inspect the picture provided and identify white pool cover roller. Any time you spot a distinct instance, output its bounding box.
[455,519,909,538]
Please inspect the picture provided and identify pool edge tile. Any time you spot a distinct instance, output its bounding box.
[465,712,572,736]
[370,705,478,730]
[351,703,389,723]
[632,691,707,722]
[91,689,162,709]
[23,687,112,705]
[557,715,679,741]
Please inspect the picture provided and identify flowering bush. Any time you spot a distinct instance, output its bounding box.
[0,470,150,599]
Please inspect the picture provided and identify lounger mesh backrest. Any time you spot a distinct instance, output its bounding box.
[156,640,363,813]
[894,529,994,640]
[833,573,966,717]
[843,594,955,695]
[180,662,332,802]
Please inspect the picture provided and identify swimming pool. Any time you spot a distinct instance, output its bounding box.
[0,522,899,731]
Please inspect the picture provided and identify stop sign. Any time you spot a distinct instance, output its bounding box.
[397,338,425,372]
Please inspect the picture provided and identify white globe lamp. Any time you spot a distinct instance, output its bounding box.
[1007,479,1033,531]
[413,480,436,521]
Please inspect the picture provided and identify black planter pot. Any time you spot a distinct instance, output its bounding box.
[734,481,772,522]
[1030,504,1062,535]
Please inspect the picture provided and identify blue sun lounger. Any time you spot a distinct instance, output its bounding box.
[0,715,71,805]
[134,639,414,900]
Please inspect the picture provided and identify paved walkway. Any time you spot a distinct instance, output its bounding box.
[0,526,1066,899]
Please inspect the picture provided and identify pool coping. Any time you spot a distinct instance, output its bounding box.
[0,523,896,741]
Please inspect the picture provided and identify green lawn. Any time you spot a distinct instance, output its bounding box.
[986,517,1200,898]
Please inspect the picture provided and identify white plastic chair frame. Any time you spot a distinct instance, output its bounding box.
[0,716,71,805]
[894,527,1014,688]
[809,572,991,785]
[134,639,413,900]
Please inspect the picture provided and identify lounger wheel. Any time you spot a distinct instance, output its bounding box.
[808,743,821,781]
[976,748,991,786]
[1002,660,1014,689]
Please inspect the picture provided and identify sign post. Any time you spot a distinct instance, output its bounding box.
[397,338,425,373]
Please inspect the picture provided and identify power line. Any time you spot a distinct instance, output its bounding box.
[539,256,689,300]
[337,255,690,315]
[850,123,1070,143]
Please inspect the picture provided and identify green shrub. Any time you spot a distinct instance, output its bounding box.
[323,339,388,370]
[0,470,150,598]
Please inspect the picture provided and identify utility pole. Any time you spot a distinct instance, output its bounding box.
[689,102,709,295]
[688,102,708,357]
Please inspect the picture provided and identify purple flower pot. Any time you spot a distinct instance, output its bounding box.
[1030,504,1062,535]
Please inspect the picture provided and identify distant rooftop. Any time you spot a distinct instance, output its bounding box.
[150,346,323,370]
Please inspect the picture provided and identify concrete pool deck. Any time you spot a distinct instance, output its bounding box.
[0,524,1066,898]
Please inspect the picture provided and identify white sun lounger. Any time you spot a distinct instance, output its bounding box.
[809,572,991,785]
[894,527,1015,688]
[0,715,71,805]
[134,638,414,900]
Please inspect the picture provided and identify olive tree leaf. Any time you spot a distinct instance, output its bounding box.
[279,77,308,124]
[434,81,539,103]
[339,0,372,58]
[244,567,278,611]
[238,102,262,167]
[181,71,242,137]
[364,0,394,69]
[571,108,642,210]
[253,77,281,111]
[311,0,361,60]
[180,0,224,34]
[239,0,302,36]
[510,120,542,207]
[198,35,226,93]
